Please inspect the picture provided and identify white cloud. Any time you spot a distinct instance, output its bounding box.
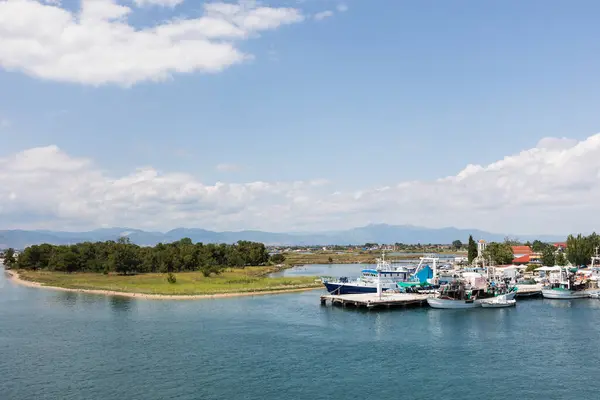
[314,10,333,20]
[0,0,305,86]
[336,4,348,12]
[0,117,9,129]
[133,0,183,7]
[536,137,579,150]
[216,163,242,172]
[2,134,600,233]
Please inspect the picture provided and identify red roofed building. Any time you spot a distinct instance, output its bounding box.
[512,254,530,265]
[511,246,533,257]
[553,242,567,250]
[512,246,533,265]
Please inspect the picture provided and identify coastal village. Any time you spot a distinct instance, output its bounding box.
[318,236,600,309]
[3,233,600,309]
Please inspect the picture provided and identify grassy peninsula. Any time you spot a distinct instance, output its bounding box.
[4,239,321,297]
[14,267,321,296]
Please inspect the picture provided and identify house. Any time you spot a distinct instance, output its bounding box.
[511,246,533,265]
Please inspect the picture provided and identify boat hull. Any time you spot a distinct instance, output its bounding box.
[541,289,589,299]
[503,291,517,301]
[481,300,516,308]
[427,297,481,309]
[323,282,387,295]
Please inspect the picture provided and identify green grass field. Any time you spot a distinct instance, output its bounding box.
[17,267,321,296]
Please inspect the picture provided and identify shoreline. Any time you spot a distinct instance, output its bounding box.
[4,270,323,300]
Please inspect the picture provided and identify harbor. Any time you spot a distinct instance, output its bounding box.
[320,284,543,309]
[315,245,600,310]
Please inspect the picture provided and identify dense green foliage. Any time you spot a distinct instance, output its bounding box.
[556,252,567,266]
[483,242,514,265]
[467,235,477,264]
[566,233,600,266]
[531,240,550,252]
[13,238,271,276]
[452,240,462,250]
[270,253,286,264]
[3,248,16,268]
[541,246,556,266]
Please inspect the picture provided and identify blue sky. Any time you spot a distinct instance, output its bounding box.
[1,0,600,233]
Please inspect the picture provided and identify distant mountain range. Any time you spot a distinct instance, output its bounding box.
[0,224,566,249]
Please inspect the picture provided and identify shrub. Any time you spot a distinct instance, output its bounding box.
[167,272,177,284]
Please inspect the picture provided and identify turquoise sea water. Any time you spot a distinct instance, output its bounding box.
[2,266,600,400]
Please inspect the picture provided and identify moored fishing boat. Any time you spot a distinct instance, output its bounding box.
[322,253,438,295]
[541,284,590,299]
[427,273,493,309]
[541,266,592,299]
[427,272,517,309]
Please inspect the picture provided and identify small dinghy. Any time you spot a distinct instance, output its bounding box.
[481,299,516,308]
[481,295,516,308]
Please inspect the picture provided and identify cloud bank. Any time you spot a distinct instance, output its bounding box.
[1,134,600,233]
[0,0,306,86]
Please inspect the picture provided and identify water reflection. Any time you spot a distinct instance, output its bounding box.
[109,296,134,313]
[54,291,79,307]
[543,299,573,308]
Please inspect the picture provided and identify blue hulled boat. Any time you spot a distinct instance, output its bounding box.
[321,254,436,295]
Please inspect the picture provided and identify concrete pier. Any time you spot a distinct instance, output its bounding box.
[320,292,429,309]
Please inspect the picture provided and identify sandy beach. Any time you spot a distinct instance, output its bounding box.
[4,269,322,300]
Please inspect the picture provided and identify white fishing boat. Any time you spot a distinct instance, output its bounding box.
[541,266,591,299]
[542,285,590,299]
[427,297,481,309]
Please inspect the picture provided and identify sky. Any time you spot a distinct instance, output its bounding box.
[1,0,600,235]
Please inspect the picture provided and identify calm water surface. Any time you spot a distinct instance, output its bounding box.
[2,266,600,400]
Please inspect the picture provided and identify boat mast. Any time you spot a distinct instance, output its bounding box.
[412,253,439,284]
[376,250,387,299]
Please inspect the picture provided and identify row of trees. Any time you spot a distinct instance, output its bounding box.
[4,238,272,276]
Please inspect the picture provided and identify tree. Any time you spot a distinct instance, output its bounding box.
[541,246,556,266]
[452,240,463,250]
[467,236,477,264]
[504,236,522,246]
[532,240,548,252]
[166,272,177,284]
[483,242,514,265]
[556,252,567,266]
[271,253,285,264]
[566,234,592,266]
[110,237,140,275]
[328,256,333,263]
[3,248,16,268]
